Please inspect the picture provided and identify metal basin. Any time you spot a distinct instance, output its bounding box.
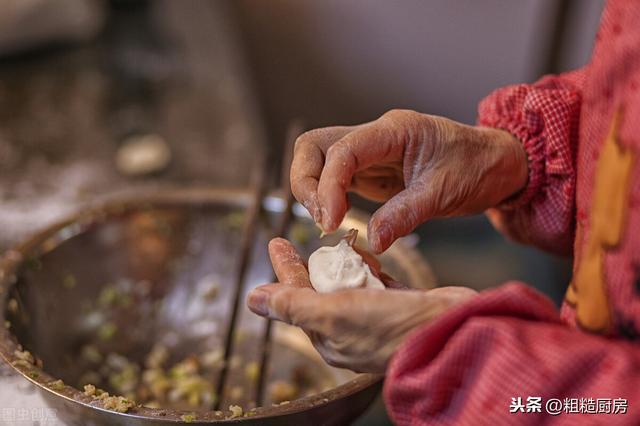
[0,188,434,425]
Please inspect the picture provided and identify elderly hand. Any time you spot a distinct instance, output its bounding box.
[246,238,477,374]
[292,109,527,253]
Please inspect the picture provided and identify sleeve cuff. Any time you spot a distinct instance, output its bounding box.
[478,86,547,209]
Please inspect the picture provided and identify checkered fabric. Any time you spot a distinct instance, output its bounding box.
[384,1,640,424]
[479,69,583,256]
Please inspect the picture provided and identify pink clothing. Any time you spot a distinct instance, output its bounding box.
[385,0,640,424]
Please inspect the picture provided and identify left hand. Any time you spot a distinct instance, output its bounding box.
[246,238,477,373]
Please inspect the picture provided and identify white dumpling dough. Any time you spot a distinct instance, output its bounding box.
[308,240,385,293]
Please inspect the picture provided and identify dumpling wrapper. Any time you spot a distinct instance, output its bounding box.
[308,240,385,293]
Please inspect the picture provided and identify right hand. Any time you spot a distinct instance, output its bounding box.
[291,109,528,253]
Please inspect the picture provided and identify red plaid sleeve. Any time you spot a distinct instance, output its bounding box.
[478,70,585,255]
[384,283,640,425]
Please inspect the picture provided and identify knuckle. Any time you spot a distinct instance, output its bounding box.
[294,129,321,150]
[295,127,339,149]
[325,143,337,157]
[381,109,404,120]
[295,129,316,144]
[326,141,346,159]
[293,136,307,151]
[326,139,358,176]
[381,108,418,125]
[379,110,423,146]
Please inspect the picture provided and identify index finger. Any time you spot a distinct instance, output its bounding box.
[290,126,355,225]
[268,238,313,289]
[317,121,405,232]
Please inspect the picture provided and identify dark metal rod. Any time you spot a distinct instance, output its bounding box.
[214,153,269,410]
[254,121,303,405]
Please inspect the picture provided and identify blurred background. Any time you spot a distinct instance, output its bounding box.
[0,0,605,424]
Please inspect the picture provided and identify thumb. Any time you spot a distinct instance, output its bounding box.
[247,284,322,327]
[367,187,430,253]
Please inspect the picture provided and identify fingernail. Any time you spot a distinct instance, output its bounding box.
[247,288,270,316]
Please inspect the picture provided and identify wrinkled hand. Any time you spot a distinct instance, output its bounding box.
[246,238,477,374]
[292,109,527,253]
